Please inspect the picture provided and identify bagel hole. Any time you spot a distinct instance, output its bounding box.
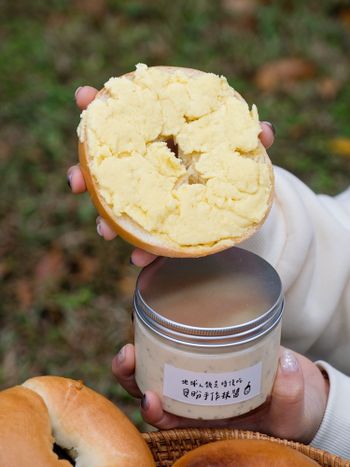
[165,137,179,158]
[53,444,75,465]
[163,141,207,187]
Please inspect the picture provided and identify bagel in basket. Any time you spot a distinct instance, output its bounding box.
[78,64,274,257]
[172,438,320,466]
[0,376,155,467]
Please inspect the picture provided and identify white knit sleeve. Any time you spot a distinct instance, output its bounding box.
[311,361,350,459]
[241,167,350,371]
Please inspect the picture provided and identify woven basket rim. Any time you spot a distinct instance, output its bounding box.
[142,428,350,467]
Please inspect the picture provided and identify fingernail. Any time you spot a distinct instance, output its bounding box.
[67,173,72,189]
[116,345,126,363]
[96,221,103,237]
[263,121,276,137]
[75,86,83,99]
[280,349,299,373]
[141,393,149,410]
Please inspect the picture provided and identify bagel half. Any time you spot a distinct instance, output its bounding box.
[0,376,155,467]
[0,386,71,467]
[172,439,320,466]
[78,64,274,257]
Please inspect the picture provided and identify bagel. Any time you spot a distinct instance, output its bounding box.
[78,64,274,257]
[0,376,155,467]
[0,386,71,467]
[172,439,320,466]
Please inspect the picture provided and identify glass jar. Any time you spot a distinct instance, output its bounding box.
[133,247,284,420]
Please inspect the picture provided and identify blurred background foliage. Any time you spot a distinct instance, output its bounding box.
[0,0,349,428]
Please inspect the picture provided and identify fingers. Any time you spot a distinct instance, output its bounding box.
[67,165,86,194]
[140,391,186,429]
[75,86,98,110]
[265,348,305,440]
[96,217,118,241]
[112,345,185,430]
[112,344,142,398]
[112,345,206,430]
[259,121,275,149]
[68,85,98,191]
[66,164,118,240]
[140,392,230,429]
[130,248,158,267]
[112,346,191,430]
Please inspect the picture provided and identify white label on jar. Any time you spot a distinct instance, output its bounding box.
[163,362,262,406]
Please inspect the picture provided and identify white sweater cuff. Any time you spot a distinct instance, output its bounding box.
[311,361,350,459]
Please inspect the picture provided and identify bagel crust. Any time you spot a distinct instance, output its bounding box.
[172,439,320,466]
[78,65,274,257]
[0,386,71,467]
[22,376,155,467]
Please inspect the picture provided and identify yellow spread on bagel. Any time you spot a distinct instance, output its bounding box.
[78,64,271,247]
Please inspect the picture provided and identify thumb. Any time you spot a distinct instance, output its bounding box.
[267,348,305,440]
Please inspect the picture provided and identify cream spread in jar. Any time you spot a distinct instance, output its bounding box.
[134,248,284,419]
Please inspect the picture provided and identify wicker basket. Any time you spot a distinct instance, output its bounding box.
[142,428,350,466]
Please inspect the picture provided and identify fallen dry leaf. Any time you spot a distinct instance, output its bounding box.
[70,254,99,283]
[222,0,258,16]
[255,57,316,92]
[74,0,107,16]
[317,77,341,100]
[329,138,350,158]
[34,247,65,290]
[221,0,258,30]
[337,7,350,27]
[15,279,33,310]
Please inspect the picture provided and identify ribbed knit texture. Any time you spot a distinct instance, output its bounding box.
[311,362,350,459]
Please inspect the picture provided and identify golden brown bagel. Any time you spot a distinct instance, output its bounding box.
[0,376,155,467]
[172,439,320,466]
[78,65,274,257]
[0,386,71,467]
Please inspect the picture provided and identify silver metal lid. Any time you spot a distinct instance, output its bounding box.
[134,247,284,347]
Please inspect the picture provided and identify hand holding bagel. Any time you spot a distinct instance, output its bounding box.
[68,65,276,264]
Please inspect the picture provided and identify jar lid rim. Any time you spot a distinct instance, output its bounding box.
[134,286,284,337]
[134,248,284,345]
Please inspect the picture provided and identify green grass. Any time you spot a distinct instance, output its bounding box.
[1,0,349,429]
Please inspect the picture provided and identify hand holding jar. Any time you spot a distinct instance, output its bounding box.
[113,249,329,444]
[113,343,329,444]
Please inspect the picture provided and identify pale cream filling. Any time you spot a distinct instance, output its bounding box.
[78,64,271,247]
